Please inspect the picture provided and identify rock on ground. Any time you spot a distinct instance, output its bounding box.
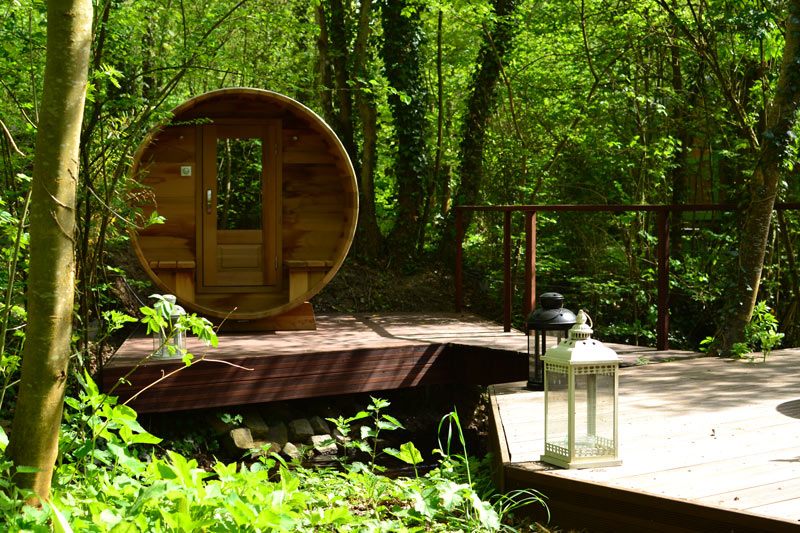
[309,434,338,456]
[242,409,270,440]
[288,418,314,442]
[309,415,331,435]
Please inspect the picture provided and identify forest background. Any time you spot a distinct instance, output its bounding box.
[1,0,800,525]
[2,0,800,418]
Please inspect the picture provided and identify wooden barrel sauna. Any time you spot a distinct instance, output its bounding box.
[130,89,358,328]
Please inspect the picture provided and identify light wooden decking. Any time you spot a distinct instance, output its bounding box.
[489,349,800,531]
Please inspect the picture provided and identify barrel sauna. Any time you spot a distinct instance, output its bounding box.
[131,89,358,329]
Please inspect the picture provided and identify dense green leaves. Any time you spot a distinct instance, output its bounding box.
[1,391,545,531]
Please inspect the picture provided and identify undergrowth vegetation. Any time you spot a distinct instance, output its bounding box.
[1,305,547,531]
[1,378,546,532]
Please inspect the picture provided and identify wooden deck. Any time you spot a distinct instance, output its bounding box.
[489,349,800,532]
[103,312,536,413]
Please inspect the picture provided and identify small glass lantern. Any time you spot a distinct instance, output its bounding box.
[541,310,621,469]
[152,294,186,359]
[525,293,576,391]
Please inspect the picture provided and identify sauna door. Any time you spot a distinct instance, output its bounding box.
[200,121,281,290]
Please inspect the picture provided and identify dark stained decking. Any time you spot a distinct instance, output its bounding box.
[488,349,800,532]
[102,313,535,413]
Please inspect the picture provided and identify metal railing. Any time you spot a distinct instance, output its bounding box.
[454,203,800,350]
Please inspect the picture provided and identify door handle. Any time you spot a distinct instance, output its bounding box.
[206,189,212,214]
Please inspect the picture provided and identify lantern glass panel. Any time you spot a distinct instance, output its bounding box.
[574,367,616,456]
[545,365,570,453]
[153,325,185,358]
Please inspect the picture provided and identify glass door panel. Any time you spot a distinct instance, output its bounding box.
[200,122,280,290]
[216,137,263,230]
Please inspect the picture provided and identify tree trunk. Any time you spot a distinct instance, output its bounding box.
[437,0,518,262]
[718,0,800,353]
[315,0,382,257]
[314,3,335,127]
[668,15,689,250]
[417,9,445,254]
[7,0,92,503]
[381,0,429,260]
[354,94,382,256]
[351,0,383,257]
[328,0,357,165]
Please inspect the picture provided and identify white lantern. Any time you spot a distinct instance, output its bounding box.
[152,294,187,359]
[541,309,621,469]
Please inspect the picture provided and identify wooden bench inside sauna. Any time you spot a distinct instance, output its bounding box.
[131,89,358,330]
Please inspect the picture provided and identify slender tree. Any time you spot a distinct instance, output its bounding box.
[381,0,429,259]
[7,0,92,502]
[351,0,384,256]
[656,0,800,352]
[717,0,800,353]
[437,0,518,260]
[315,0,383,257]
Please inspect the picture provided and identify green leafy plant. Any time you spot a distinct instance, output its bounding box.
[700,302,785,361]
[747,301,785,361]
[217,412,243,426]
[385,441,424,478]
[326,396,404,469]
[137,294,217,366]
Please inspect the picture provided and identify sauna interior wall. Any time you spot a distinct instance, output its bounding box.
[134,93,355,316]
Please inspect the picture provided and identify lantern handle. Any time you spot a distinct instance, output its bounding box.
[584,311,593,329]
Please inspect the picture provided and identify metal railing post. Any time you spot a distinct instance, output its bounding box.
[657,209,671,350]
[524,211,536,318]
[503,210,512,332]
[456,208,463,313]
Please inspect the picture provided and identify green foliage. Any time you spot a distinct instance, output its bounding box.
[747,302,784,361]
[700,301,784,361]
[325,407,373,463]
[140,294,218,364]
[218,412,243,426]
[385,441,424,477]
[1,389,546,532]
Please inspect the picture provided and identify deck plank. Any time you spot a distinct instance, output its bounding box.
[489,348,800,531]
[747,498,800,521]
[696,478,800,510]
[103,312,529,412]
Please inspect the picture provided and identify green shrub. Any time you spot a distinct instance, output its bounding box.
[2,388,547,532]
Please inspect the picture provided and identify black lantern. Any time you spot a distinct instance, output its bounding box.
[526,292,576,390]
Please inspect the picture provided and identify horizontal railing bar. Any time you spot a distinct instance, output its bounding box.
[455,201,800,352]
[456,203,800,213]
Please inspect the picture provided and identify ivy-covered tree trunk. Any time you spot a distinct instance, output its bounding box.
[315,0,383,258]
[381,0,429,260]
[719,0,800,353]
[8,0,92,503]
[327,0,357,165]
[437,0,517,261]
[668,14,688,249]
[352,0,383,257]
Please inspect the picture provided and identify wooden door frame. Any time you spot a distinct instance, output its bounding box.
[197,120,282,293]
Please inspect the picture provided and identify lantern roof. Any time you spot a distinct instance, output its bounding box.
[525,292,577,330]
[542,310,619,365]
